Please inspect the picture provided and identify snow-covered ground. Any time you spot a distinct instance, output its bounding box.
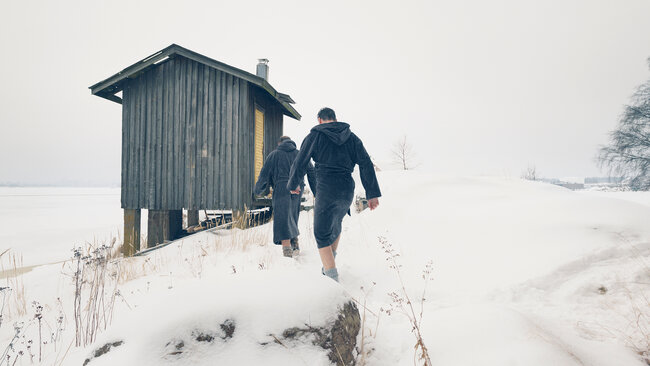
[580,189,650,208]
[0,172,649,365]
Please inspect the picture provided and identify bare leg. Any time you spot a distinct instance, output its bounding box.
[319,234,341,270]
[281,239,291,248]
[331,234,341,252]
[319,246,336,270]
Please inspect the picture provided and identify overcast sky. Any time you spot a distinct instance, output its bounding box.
[1,0,649,186]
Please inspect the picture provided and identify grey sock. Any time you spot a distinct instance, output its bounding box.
[321,249,337,275]
[323,267,339,282]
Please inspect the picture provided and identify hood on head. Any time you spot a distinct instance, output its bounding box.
[277,139,297,152]
[311,122,351,145]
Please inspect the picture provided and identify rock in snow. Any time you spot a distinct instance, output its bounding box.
[75,271,359,366]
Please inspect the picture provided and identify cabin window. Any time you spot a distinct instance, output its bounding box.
[254,107,265,181]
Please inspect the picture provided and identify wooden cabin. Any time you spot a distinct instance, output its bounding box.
[89,44,301,254]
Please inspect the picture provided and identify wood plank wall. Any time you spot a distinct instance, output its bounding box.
[121,56,284,211]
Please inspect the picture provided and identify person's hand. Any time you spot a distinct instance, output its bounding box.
[290,186,301,195]
[368,197,379,210]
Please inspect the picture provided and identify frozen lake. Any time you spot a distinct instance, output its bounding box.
[0,187,122,266]
[1,185,648,268]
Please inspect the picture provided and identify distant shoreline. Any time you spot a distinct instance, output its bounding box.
[0,185,120,188]
[0,259,68,280]
[0,193,119,197]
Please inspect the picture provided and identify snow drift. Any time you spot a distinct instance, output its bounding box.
[1,171,649,365]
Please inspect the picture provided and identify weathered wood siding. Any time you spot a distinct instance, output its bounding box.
[121,55,283,211]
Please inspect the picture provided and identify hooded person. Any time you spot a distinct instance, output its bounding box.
[287,108,381,282]
[254,136,317,257]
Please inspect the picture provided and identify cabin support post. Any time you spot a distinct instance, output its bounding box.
[147,210,169,248]
[169,210,183,239]
[148,210,184,248]
[123,209,141,257]
[187,209,199,227]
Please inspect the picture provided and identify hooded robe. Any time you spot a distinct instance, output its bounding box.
[254,139,316,244]
[287,122,381,248]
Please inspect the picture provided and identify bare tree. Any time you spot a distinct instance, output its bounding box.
[521,164,537,181]
[598,58,650,191]
[392,135,417,170]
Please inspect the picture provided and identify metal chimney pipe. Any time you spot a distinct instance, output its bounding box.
[256,59,269,81]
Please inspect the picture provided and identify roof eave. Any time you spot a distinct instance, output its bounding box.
[89,44,301,120]
[97,91,123,104]
[89,44,178,97]
[280,101,301,120]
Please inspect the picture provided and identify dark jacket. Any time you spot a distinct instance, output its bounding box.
[254,139,316,244]
[287,122,381,248]
[254,139,316,196]
[287,122,381,199]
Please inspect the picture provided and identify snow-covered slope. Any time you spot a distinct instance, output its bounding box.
[1,172,648,365]
[345,171,650,365]
[581,189,650,208]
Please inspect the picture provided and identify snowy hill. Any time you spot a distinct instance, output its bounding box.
[1,171,649,365]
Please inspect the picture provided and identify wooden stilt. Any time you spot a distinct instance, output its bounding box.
[148,210,169,248]
[169,210,183,240]
[123,209,141,257]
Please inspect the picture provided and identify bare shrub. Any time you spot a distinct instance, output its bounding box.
[521,164,537,181]
[392,135,417,170]
[69,238,120,347]
[0,297,68,365]
[0,322,24,365]
[30,301,43,362]
[51,298,65,353]
[379,236,433,366]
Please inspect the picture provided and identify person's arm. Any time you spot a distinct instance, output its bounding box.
[305,161,317,197]
[253,153,274,196]
[353,135,381,201]
[287,133,316,193]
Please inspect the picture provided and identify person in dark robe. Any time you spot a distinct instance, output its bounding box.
[287,108,381,282]
[254,136,317,257]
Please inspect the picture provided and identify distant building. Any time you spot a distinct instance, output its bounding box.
[585,177,624,185]
[539,178,585,190]
[89,44,301,254]
[555,183,585,190]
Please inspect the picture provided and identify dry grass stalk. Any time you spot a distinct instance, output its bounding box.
[69,238,121,347]
[1,253,27,318]
[356,282,380,366]
[379,236,433,366]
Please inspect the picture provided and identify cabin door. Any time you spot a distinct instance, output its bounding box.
[254,107,265,181]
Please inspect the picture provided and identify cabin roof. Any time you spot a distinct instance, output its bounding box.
[88,44,301,120]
